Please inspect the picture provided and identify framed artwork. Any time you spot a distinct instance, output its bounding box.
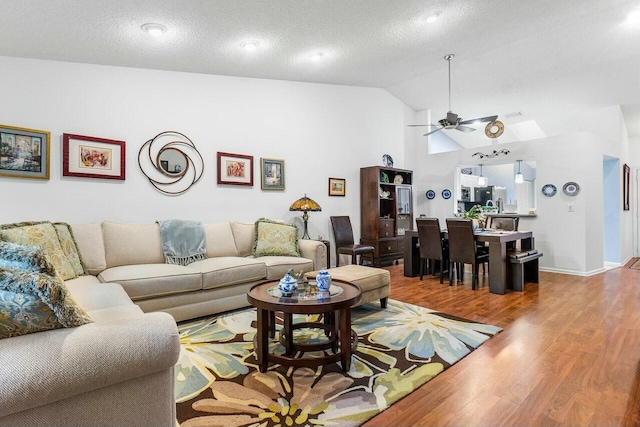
[623,163,630,211]
[0,124,50,179]
[260,157,285,190]
[63,133,125,180]
[217,152,253,186]
[328,177,346,196]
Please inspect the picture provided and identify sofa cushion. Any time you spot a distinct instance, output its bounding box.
[53,223,86,277]
[102,222,164,268]
[231,222,255,257]
[85,304,144,322]
[203,222,238,257]
[70,223,107,275]
[0,221,77,280]
[257,256,314,280]
[188,257,266,290]
[98,264,202,301]
[252,219,301,257]
[65,280,134,312]
[0,268,92,338]
[0,241,58,276]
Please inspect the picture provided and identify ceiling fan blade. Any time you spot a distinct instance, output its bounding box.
[423,127,444,136]
[459,115,499,125]
[456,125,476,133]
[407,124,439,127]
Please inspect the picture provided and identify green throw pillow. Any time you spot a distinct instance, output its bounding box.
[0,268,93,339]
[53,223,86,277]
[252,219,301,257]
[0,221,77,280]
[0,241,58,276]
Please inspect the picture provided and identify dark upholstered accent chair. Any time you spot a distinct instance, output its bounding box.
[330,216,374,267]
[488,216,519,231]
[445,218,490,290]
[416,218,449,284]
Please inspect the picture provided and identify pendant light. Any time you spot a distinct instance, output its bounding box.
[515,160,524,184]
[478,164,487,186]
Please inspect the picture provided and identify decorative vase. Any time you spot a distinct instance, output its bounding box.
[278,272,298,295]
[315,270,332,292]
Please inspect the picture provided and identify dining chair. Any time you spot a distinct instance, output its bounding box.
[416,218,449,283]
[445,218,490,290]
[330,216,374,266]
[488,216,519,231]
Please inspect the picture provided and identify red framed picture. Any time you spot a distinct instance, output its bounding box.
[217,152,253,186]
[63,133,125,180]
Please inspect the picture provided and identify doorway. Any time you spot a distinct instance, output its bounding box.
[603,157,620,267]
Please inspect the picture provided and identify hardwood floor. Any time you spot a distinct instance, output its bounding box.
[363,260,640,427]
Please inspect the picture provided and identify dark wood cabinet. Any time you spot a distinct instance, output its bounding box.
[360,166,413,266]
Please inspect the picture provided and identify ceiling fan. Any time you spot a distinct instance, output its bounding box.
[408,54,498,137]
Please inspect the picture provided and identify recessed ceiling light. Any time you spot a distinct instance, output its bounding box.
[424,11,441,23]
[311,52,324,61]
[240,40,260,51]
[141,23,167,37]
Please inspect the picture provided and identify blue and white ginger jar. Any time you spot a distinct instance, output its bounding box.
[278,272,298,295]
[315,270,332,291]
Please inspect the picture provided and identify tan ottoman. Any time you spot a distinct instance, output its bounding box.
[307,265,390,308]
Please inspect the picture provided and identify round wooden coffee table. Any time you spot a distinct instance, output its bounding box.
[247,280,361,373]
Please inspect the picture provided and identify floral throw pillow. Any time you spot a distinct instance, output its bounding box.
[252,219,301,257]
[0,268,92,339]
[53,223,86,276]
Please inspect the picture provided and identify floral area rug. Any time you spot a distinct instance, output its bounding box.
[175,300,502,427]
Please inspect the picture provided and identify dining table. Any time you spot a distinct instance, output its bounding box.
[403,228,535,295]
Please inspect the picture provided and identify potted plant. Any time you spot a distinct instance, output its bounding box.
[462,204,486,228]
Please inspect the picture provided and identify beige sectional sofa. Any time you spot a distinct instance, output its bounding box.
[0,219,326,427]
[70,220,327,322]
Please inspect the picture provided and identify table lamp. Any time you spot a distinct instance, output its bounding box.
[289,194,322,239]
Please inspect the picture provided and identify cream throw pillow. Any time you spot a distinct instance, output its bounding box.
[252,219,301,257]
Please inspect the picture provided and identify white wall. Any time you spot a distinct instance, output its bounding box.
[0,56,408,266]
[404,123,615,275]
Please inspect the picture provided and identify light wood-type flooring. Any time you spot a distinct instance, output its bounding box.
[363,260,640,427]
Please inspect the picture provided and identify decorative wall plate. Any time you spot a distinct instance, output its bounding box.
[442,189,452,199]
[382,154,394,168]
[426,190,436,200]
[541,184,557,197]
[562,181,580,196]
[485,120,505,138]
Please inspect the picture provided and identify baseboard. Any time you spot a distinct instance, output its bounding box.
[604,262,621,270]
[539,267,606,277]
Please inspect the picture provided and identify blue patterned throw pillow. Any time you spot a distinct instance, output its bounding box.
[0,268,92,339]
[0,241,57,276]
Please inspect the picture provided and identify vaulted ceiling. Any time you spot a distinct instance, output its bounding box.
[1,0,638,145]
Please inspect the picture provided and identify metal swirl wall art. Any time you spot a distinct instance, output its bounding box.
[138,131,204,195]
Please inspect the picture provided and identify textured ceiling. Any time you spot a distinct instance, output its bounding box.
[1,0,638,142]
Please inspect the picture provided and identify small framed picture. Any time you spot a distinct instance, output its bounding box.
[260,158,285,190]
[0,124,50,179]
[63,133,125,180]
[328,177,346,196]
[217,152,253,186]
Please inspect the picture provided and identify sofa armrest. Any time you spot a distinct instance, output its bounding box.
[0,312,180,418]
[299,239,327,270]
